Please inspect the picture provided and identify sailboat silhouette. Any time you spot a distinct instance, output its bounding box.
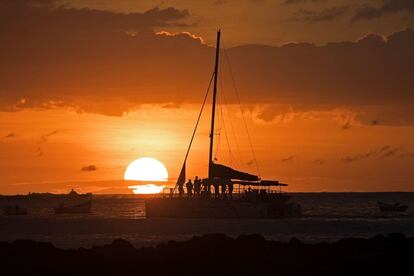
[145,30,302,218]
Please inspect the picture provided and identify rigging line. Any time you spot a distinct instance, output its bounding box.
[215,62,233,167]
[174,72,215,190]
[183,71,215,163]
[219,66,244,169]
[218,84,235,168]
[222,39,261,177]
[220,88,237,166]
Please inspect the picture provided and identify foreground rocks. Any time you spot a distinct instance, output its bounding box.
[0,233,413,275]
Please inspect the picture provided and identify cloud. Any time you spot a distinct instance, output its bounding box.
[252,106,366,130]
[162,102,181,109]
[255,105,296,123]
[353,0,414,21]
[341,121,352,130]
[283,0,325,4]
[341,145,404,163]
[377,145,402,159]
[212,0,226,6]
[1,1,414,126]
[402,151,414,158]
[81,165,97,172]
[4,133,15,138]
[290,6,349,22]
[281,156,294,162]
[39,130,59,144]
[36,147,43,157]
[0,0,200,116]
[314,159,326,165]
[0,0,191,30]
[36,130,59,157]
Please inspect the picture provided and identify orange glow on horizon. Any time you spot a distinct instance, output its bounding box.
[128,184,166,194]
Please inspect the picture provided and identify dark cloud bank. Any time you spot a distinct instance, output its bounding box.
[287,0,414,23]
[291,6,349,22]
[1,0,414,126]
[354,0,414,21]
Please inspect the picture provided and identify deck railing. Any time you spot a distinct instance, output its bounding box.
[146,186,287,199]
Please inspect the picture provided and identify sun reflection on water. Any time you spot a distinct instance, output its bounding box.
[128,184,165,194]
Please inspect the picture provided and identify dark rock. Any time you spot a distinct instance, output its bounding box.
[0,233,413,276]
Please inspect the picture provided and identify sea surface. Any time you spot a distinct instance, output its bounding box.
[1,193,413,248]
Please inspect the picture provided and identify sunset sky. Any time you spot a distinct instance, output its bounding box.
[1,0,414,194]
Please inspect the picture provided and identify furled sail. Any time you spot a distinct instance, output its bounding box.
[209,162,259,181]
[176,162,186,187]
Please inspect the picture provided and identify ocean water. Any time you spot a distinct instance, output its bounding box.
[1,193,413,248]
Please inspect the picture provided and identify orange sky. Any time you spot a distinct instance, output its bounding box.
[1,105,414,193]
[1,0,414,193]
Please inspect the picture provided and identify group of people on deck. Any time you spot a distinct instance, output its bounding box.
[177,176,234,199]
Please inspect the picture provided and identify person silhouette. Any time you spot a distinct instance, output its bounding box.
[228,183,234,199]
[221,183,227,199]
[194,176,201,197]
[213,182,219,198]
[186,179,193,197]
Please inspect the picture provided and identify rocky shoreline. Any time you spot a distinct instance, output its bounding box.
[1,233,413,275]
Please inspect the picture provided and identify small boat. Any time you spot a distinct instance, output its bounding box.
[54,200,92,214]
[3,205,28,216]
[377,201,408,212]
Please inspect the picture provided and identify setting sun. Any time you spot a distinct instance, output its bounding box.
[124,157,168,181]
[125,157,168,194]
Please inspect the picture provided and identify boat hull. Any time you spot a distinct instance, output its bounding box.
[145,198,301,218]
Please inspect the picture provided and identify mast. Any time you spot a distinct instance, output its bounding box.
[208,29,221,179]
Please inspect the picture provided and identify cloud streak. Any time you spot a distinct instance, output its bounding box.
[39,130,59,144]
[81,165,97,172]
[36,130,59,157]
[291,6,349,22]
[353,0,414,21]
[281,156,295,162]
[283,0,325,4]
[4,133,15,138]
[341,145,404,163]
[314,159,326,165]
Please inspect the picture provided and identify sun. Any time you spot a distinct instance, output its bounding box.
[125,157,168,194]
[124,157,168,181]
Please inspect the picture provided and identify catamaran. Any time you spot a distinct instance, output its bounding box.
[145,30,301,218]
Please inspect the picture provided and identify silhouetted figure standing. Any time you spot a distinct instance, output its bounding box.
[213,182,219,198]
[186,179,193,197]
[221,183,227,199]
[203,180,211,192]
[228,183,233,199]
[178,182,185,197]
[201,179,211,198]
[194,176,201,197]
